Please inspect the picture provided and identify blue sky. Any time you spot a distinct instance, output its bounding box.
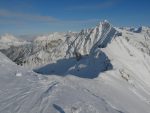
[0,0,150,35]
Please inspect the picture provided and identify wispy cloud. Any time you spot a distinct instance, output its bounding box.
[0,9,100,25]
[0,9,58,23]
[67,0,119,11]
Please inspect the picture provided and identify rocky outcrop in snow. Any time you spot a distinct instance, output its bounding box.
[66,20,117,58]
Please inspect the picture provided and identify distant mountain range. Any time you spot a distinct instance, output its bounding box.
[1,21,150,69]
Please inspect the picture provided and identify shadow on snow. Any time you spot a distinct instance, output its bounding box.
[34,51,113,79]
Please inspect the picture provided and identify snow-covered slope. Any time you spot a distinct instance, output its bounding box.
[0,53,120,113]
[116,27,150,55]
[0,20,150,113]
[1,27,150,113]
[0,52,125,113]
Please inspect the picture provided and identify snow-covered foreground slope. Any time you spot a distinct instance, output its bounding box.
[0,52,122,113]
[1,34,150,113]
[0,21,150,113]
